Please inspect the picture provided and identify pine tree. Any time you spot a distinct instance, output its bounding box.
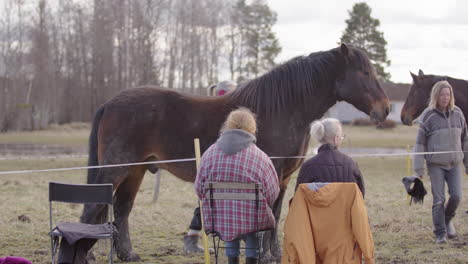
[236,0,281,81]
[340,2,391,81]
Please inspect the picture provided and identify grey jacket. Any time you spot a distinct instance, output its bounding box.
[414,106,468,175]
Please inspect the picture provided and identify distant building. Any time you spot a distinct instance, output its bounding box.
[326,82,411,123]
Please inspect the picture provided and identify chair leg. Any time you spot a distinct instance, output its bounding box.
[50,238,54,264]
[212,236,220,264]
[256,232,264,262]
[109,237,114,264]
[50,236,58,264]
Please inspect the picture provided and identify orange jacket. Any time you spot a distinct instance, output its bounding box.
[282,183,375,264]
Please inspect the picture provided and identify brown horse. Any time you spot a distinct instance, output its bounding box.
[80,44,389,262]
[401,70,468,125]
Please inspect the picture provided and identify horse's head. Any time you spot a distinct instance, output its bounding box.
[333,43,390,122]
[401,70,442,125]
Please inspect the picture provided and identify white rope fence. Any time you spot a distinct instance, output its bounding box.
[0,150,465,176]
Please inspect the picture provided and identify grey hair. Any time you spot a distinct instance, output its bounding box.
[310,118,342,144]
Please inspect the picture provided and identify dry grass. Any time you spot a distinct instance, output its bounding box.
[0,124,466,263]
[0,123,418,149]
[0,156,467,264]
[340,124,419,149]
[0,123,89,145]
[307,124,418,150]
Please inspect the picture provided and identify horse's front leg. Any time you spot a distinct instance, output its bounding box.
[260,186,286,263]
[113,166,146,262]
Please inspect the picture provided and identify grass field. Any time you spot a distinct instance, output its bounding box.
[340,124,419,149]
[0,123,418,149]
[0,123,89,145]
[0,124,466,264]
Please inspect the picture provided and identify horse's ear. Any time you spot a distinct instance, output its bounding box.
[418,69,424,77]
[410,71,419,83]
[340,43,350,61]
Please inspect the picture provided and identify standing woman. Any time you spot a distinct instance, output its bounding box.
[413,80,467,244]
[295,118,365,197]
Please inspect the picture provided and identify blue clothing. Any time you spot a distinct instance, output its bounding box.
[225,233,258,258]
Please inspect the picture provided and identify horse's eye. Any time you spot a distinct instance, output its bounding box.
[363,71,370,77]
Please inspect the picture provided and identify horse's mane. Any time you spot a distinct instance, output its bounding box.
[421,74,448,83]
[228,49,338,117]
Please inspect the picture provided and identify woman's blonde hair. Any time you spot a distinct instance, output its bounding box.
[310,118,342,144]
[221,107,257,135]
[429,80,455,110]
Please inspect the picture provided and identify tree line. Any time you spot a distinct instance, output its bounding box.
[0,0,280,131]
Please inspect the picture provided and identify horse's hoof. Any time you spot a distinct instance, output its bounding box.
[121,252,142,262]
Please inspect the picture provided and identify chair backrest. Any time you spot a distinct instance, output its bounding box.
[204,182,264,201]
[49,182,113,204]
[48,182,115,264]
[204,182,266,262]
[204,182,264,239]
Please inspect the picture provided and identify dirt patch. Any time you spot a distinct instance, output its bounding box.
[18,214,31,223]
[151,247,178,257]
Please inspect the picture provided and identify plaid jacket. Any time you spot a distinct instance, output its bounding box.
[195,142,279,242]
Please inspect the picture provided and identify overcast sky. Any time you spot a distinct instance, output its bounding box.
[268,0,468,83]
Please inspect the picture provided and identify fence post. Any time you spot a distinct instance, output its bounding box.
[194,138,211,264]
[406,144,411,205]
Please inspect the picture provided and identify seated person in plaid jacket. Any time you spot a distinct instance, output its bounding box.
[195,107,280,264]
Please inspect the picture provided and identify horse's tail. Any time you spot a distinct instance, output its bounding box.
[87,105,105,184]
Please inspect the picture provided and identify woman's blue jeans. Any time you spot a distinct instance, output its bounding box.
[427,163,463,237]
[225,233,258,258]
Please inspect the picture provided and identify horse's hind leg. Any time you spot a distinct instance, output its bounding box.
[113,165,146,262]
[80,166,128,225]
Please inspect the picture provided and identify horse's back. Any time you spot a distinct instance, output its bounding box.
[96,86,230,175]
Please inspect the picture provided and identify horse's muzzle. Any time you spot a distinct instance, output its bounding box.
[401,107,416,126]
[401,115,414,126]
[370,100,390,122]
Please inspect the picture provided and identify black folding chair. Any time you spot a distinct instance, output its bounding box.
[49,182,114,264]
[203,182,265,264]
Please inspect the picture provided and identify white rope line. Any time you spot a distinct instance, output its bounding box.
[0,150,466,176]
[0,158,195,175]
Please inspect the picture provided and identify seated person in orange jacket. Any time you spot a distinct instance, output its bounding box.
[282,182,374,264]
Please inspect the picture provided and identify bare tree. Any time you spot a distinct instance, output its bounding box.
[0,0,281,131]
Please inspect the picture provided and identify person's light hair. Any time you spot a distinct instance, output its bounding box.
[428,80,455,110]
[310,118,342,144]
[221,107,257,135]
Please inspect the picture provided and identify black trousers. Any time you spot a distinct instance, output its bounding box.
[189,207,202,231]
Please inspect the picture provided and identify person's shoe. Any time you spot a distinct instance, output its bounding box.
[435,235,447,244]
[446,221,457,239]
[228,256,239,264]
[183,235,204,254]
[245,257,258,264]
